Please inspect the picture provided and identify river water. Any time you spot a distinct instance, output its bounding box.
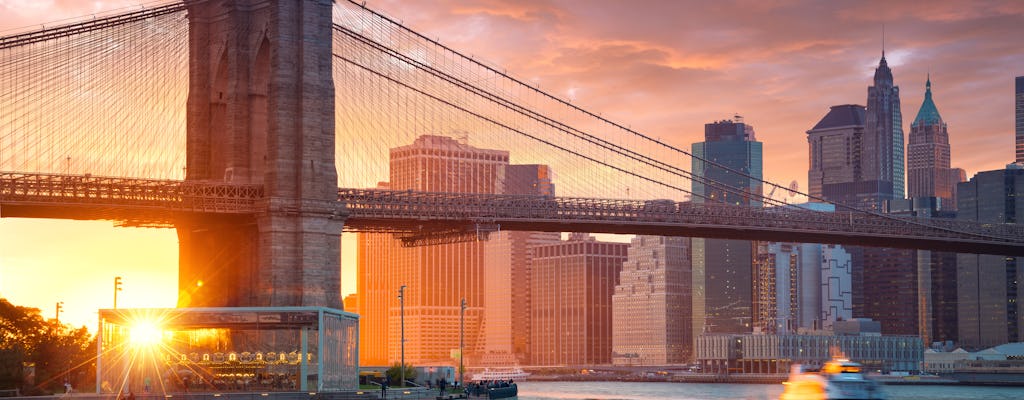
[515,381,1024,400]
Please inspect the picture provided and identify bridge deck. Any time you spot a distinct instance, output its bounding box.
[2,173,1023,255]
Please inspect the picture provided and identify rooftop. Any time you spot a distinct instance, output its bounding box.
[810,104,865,131]
[912,75,943,126]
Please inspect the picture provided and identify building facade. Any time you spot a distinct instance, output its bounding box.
[856,246,918,335]
[692,118,763,340]
[820,244,855,329]
[531,234,628,366]
[696,331,923,374]
[956,167,1024,349]
[863,54,905,207]
[886,198,960,346]
[807,104,868,206]
[358,135,509,366]
[612,235,693,365]
[1016,76,1023,164]
[480,164,559,365]
[753,214,853,335]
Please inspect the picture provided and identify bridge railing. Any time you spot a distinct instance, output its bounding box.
[337,188,1024,244]
[3,177,1021,246]
[0,172,262,214]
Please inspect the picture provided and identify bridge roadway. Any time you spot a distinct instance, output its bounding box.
[2,173,1023,255]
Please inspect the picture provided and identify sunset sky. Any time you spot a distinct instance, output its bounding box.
[1,0,1023,329]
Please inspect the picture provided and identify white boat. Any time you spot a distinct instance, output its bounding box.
[470,368,530,382]
[780,358,885,400]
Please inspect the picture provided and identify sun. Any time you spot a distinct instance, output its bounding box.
[128,320,164,347]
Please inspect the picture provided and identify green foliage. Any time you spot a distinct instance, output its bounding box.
[385,363,416,386]
[0,298,95,395]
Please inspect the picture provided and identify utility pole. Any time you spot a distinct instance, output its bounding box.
[114,276,123,309]
[460,298,466,387]
[398,285,406,387]
[55,301,64,325]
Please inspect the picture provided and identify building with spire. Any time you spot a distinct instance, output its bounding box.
[863,53,905,209]
[907,75,964,210]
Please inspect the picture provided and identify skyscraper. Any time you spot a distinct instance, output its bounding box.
[1016,76,1023,164]
[908,75,962,210]
[612,236,692,365]
[480,165,559,365]
[956,167,1024,349]
[864,54,905,208]
[808,56,922,337]
[692,118,763,338]
[358,135,508,365]
[530,234,628,365]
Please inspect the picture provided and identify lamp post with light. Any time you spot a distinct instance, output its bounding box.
[114,276,123,309]
[459,298,466,387]
[398,285,406,387]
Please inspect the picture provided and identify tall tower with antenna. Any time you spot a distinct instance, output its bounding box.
[863,36,905,208]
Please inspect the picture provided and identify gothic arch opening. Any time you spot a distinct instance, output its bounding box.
[249,36,270,183]
[210,48,229,181]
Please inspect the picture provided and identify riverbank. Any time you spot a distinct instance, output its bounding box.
[515,381,1024,400]
[527,370,1024,386]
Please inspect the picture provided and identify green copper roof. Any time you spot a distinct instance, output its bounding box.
[913,75,943,126]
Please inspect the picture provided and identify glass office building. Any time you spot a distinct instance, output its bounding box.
[691,118,763,339]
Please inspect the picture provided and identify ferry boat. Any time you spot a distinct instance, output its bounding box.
[780,358,885,400]
[470,367,530,382]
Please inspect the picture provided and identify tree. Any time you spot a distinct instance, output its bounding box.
[0,298,95,395]
[385,363,416,386]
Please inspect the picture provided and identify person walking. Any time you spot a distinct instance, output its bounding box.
[381,376,390,399]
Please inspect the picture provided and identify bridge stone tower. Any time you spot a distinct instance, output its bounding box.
[177,0,343,308]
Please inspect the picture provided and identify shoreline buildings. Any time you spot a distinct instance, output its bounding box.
[358,135,547,366]
[530,233,628,365]
[612,236,693,365]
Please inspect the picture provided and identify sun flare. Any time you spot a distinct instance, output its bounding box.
[128,320,164,347]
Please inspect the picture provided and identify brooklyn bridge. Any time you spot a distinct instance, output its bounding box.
[2,0,1022,311]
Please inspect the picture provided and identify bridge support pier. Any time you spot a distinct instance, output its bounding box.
[180,0,342,309]
[255,200,345,307]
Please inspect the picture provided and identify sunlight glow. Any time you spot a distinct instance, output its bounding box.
[129,320,164,347]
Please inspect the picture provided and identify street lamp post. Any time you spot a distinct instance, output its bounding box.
[398,285,406,387]
[459,298,466,387]
[113,276,123,309]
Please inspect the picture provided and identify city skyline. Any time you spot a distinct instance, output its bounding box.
[1,0,1023,329]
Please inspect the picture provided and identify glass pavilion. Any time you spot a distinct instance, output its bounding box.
[96,307,358,395]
